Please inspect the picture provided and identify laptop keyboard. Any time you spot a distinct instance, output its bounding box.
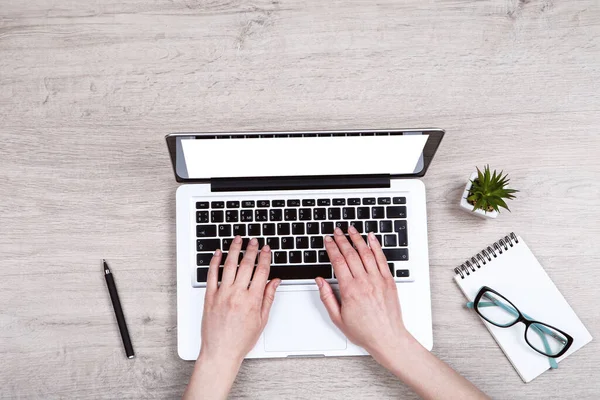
[194,195,410,285]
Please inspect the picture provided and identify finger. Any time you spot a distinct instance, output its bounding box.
[205,249,222,297]
[325,235,353,281]
[235,238,259,287]
[250,245,272,295]
[348,225,379,274]
[315,277,342,327]
[368,232,393,278]
[221,235,242,285]
[260,278,281,325]
[333,227,366,277]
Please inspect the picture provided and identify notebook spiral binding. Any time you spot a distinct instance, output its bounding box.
[454,232,519,279]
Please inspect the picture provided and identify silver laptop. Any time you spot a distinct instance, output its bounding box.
[166,129,444,360]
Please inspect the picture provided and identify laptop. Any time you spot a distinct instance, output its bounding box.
[166,129,444,360]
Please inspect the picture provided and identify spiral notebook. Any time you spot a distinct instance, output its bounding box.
[453,233,592,383]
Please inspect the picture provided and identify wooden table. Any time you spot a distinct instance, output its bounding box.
[1,1,599,398]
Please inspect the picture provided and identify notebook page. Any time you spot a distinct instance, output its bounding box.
[454,236,592,383]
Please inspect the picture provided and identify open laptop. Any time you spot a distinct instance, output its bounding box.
[166,129,444,360]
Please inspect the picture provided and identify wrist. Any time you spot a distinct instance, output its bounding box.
[197,349,243,374]
[369,330,419,373]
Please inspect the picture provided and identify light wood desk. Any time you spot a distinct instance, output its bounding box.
[1,1,599,398]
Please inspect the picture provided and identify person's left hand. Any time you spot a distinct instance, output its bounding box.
[200,236,281,364]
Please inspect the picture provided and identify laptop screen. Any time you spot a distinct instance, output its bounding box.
[167,130,444,182]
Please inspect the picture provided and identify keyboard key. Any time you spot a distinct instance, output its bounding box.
[219,224,232,237]
[291,222,305,235]
[380,220,393,232]
[197,253,213,266]
[365,220,378,233]
[350,221,363,233]
[333,198,346,205]
[396,269,410,278]
[272,200,285,207]
[289,251,302,263]
[387,263,395,276]
[296,236,309,249]
[375,234,383,245]
[357,207,369,219]
[306,222,319,234]
[335,221,349,232]
[287,199,301,207]
[222,238,233,251]
[384,234,397,247]
[386,206,407,219]
[274,251,287,264]
[233,224,246,237]
[226,201,240,208]
[196,211,209,223]
[211,210,224,223]
[372,207,385,219]
[318,250,330,263]
[242,200,255,208]
[262,223,276,236]
[317,199,331,206]
[299,208,311,220]
[313,208,327,220]
[302,199,315,206]
[267,237,280,250]
[197,268,210,282]
[304,250,317,263]
[197,239,220,251]
[257,237,266,248]
[342,207,356,220]
[257,200,270,208]
[383,248,409,261]
[281,236,294,249]
[240,210,253,222]
[225,210,239,222]
[255,210,268,221]
[277,223,291,235]
[395,220,408,246]
[311,236,324,249]
[348,198,361,205]
[393,197,407,204]
[196,225,217,237]
[328,208,341,220]
[363,198,376,205]
[211,201,225,209]
[270,209,283,221]
[268,265,332,280]
[248,224,261,236]
[196,201,209,209]
[321,222,334,234]
[378,197,391,205]
[284,209,297,221]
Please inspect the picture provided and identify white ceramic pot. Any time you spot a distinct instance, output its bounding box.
[459,172,499,219]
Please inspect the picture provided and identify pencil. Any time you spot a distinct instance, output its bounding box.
[103,260,135,359]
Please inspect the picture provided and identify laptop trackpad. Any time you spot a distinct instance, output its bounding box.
[264,289,347,352]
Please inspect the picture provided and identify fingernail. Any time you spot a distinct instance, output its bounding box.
[274,279,281,289]
[250,237,258,245]
[334,227,343,235]
[214,249,222,256]
[368,232,375,240]
[324,235,333,242]
[348,225,358,234]
[262,244,270,252]
[315,278,323,288]
[234,236,242,243]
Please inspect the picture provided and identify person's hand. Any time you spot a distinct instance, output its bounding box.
[315,226,409,365]
[200,236,281,364]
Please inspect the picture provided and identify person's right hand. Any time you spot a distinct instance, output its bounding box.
[315,226,410,364]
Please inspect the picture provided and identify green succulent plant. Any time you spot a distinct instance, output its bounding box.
[467,166,518,213]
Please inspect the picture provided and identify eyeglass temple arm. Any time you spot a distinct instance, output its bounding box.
[466,301,559,369]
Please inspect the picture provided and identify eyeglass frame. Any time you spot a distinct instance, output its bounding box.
[470,286,574,359]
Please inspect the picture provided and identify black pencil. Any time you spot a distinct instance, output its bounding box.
[103,260,135,359]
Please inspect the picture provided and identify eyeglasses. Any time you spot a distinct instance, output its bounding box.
[467,286,573,369]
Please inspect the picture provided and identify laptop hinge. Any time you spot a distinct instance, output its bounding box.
[211,175,391,192]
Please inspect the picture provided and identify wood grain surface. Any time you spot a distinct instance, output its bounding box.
[1,0,599,398]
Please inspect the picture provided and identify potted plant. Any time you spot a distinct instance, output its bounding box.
[460,165,518,219]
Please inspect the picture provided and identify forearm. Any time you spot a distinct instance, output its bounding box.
[183,352,242,400]
[372,334,489,400]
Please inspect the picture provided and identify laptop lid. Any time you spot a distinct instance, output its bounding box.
[166,129,444,184]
